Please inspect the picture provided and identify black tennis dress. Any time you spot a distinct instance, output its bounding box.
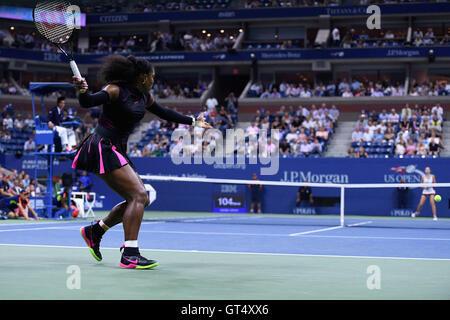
[72,83,193,174]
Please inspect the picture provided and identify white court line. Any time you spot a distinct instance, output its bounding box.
[0,226,74,233]
[0,243,450,261]
[0,221,86,227]
[348,221,373,227]
[289,226,343,236]
[2,225,450,241]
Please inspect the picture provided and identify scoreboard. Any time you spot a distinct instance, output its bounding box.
[213,184,246,213]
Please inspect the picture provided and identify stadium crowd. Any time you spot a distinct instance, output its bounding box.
[248,103,339,157]
[349,103,445,158]
[90,30,237,54]
[248,78,409,98]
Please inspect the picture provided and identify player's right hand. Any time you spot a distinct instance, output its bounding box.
[73,76,88,93]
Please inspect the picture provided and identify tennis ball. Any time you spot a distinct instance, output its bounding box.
[434,195,442,202]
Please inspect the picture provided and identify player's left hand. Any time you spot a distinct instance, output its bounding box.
[194,112,213,129]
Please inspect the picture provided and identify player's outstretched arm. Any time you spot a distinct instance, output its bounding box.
[147,99,212,129]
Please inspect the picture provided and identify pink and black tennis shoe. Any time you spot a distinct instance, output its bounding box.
[80,221,104,261]
[119,245,158,269]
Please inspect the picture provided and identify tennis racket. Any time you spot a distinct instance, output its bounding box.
[33,0,85,92]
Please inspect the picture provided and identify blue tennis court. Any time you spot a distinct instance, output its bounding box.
[1,212,449,300]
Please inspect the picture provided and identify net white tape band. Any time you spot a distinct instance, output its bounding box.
[139,174,450,189]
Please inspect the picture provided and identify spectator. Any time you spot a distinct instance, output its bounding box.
[22,174,31,188]
[3,113,13,130]
[23,137,36,153]
[130,145,142,157]
[352,127,364,142]
[331,27,340,47]
[310,139,322,154]
[395,141,406,155]
[23,113,34,128]
[279,139,291,156]
[428,140,440,156]
[342,88,353,97]
[299,140,312,155]
[417,141,428,155]
[387,108,400,124]
[373,128,384,142]
[362,128,373,142]
[355,146,369,158]
[347,146,355,157]
[401,104,412,121]
[205,96,218,115]
[405,139,417,155]
[246,122,259,136]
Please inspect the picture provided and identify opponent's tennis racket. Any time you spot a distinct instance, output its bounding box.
[33,0,85,92]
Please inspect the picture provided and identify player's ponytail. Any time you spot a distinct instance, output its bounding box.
[100,54,153,84]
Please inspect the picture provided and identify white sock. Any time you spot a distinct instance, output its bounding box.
[124,240,138,248]
[99,220,110,230]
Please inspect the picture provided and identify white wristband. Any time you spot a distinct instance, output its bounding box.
[191,116,196,127]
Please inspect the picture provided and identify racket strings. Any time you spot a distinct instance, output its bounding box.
[34,0,73,44]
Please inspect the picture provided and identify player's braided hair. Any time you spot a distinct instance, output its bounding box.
[100,54,153,84]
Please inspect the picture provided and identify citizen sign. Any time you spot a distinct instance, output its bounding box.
[99,15,128,23]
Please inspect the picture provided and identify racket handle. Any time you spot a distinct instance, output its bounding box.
[70,60,86,93]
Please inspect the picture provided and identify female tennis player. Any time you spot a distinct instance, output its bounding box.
[73,55,212,269]
[412,166,438,221]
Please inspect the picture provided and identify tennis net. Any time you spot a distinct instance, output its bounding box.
[140,175,450,230]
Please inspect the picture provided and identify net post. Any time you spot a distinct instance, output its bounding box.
[340,186,345,227]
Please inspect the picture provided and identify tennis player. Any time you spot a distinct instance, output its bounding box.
[73,55,212,269]
[412,167,438,221]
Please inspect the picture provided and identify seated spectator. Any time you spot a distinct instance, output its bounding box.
[428,140,440,156]
[352,127,364,142]
[246,122,259,136]
[3,114,13,130]
[130,145,142,157]
[417,141,428,155]
[387,108,400,124]
[24,113,34,128]
[429,115,442,132]
[310,139,322,154]
[373,129,384,142]
[279,139,291,156]
[378,109,389,123]
[395,141,406,155]
[405,139,417,155]
[342,88,354,97]
[299,140,312,155]
[355,146,368,158]
[362,128,373,142]
[347,146,355,157]
[315,126,329,142]
[23,137,35,153]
